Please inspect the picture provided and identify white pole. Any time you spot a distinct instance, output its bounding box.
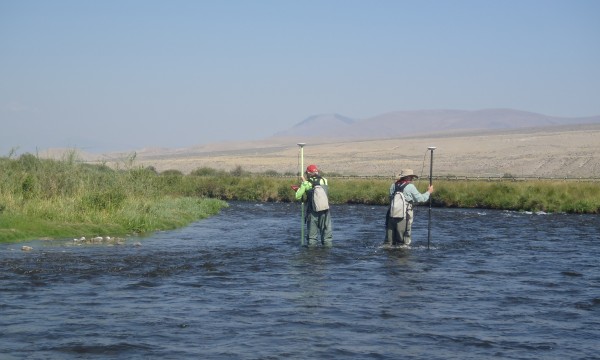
[297,143,306,246]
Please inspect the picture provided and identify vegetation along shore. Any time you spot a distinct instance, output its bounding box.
[0,153,227,244]
[1,153,598,243]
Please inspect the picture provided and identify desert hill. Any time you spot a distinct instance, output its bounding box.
[88,123,600,179]
[274,108,600,140]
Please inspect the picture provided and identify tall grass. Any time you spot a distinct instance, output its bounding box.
[431,180,600,213]
[157,170,600,214]
[0,153,227,243]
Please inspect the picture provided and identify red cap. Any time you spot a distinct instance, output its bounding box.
[306,164,319,174]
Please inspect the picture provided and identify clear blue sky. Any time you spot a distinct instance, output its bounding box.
[1,0,599,154]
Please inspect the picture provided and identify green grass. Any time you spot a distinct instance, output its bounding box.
[0,153,227,243]
[432,180,600,213]
[176,174,600,214]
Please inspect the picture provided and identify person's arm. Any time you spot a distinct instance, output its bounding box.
[404,183,430,203]
[295,180,312,200]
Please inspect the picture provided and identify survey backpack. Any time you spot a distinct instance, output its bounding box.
[390,182,409,219]
[310,177,330,212]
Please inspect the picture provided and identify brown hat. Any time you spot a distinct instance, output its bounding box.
[397,169,418,179]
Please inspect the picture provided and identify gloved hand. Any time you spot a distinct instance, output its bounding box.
[290,185,299,191]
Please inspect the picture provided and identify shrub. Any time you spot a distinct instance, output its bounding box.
[81,190,126,211]
[190,167,226,176]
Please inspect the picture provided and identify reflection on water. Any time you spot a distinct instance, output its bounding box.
[1,202,599,359]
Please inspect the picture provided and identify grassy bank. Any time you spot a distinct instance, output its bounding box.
[2,154,598,242]
[179,174,599,214]
[0,153,227,243]
[429,180,600,213]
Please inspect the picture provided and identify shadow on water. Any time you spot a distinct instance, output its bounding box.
[1,201,599,359]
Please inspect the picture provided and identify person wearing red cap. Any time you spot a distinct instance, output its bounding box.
[293,164,332,247]
[384,168,433,247]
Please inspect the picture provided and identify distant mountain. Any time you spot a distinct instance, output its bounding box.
[274,113,356,138]
[273,109,600,140]
[38,109,600,161]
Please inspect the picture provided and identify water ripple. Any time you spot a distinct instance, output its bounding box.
[1,202,599,359]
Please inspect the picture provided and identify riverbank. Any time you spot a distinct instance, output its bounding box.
[0,154,228,243]
[0,197,227,244]
[2,154,598,243]
[180,174,599,214]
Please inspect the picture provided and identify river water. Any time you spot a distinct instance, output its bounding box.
[1,202,599,359]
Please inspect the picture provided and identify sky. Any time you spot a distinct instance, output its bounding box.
[1,0,599,154]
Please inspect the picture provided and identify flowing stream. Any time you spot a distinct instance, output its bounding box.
[1,202,599,359]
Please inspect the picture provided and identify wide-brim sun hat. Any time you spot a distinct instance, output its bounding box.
[397,169,418,179]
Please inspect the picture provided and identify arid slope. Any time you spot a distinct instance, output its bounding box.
[90,124,600,179]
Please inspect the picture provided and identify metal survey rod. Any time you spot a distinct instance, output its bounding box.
[427,146,436,250]
[297,143,306,246]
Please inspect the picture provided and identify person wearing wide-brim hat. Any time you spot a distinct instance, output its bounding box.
[384,168,434,246]
[397,169,418,180]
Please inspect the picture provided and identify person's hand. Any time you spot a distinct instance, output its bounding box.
[428,185,434,193]
[301,175,306,182]
[291,185,299,191]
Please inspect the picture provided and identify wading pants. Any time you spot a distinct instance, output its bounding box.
[384,207,413,246]
[305,209,332,247]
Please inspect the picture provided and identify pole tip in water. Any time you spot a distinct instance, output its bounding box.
[428,146,437,150]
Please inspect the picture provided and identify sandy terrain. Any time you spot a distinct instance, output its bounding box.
[88,124,600,179]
